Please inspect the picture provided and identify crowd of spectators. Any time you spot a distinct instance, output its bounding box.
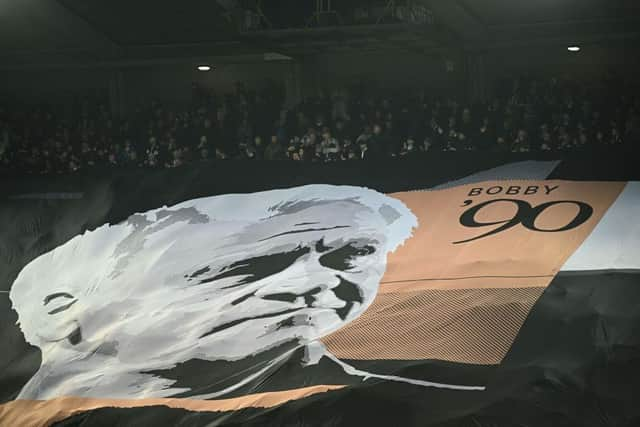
[1,74,638,174]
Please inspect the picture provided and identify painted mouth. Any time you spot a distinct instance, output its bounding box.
[198,276,364,339]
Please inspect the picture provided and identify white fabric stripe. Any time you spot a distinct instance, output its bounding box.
[561,182,640,271]
[324,352,486,391]
[432,160,560,190]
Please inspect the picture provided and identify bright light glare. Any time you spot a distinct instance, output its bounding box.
[197,65,212,71]
[567,46,581,52]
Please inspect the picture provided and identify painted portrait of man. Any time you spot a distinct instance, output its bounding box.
[3,160,639,427]
[9,184,419,400]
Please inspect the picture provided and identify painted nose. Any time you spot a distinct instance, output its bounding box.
[262,286,323,307]
[261,273,363,321]
[330,275,364,320]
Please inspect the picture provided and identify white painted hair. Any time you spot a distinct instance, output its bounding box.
[162,184,418,253]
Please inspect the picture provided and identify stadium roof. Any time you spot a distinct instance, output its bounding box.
[1,0,639,69]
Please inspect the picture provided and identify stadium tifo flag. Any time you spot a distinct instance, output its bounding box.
[1,167,640,426]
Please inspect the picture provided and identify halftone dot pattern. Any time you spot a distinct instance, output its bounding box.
[323,287,545,365]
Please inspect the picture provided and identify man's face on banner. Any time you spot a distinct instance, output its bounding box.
[10,185,416,399]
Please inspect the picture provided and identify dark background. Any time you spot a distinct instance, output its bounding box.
[2,0,640,110]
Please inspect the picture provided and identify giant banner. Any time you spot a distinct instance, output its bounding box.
[1,156,639,426]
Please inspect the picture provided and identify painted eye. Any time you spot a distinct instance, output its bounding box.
[195,246,311,288]
[43,292,74,305]
[43,292,78,315]
[47,299,78,315]
[319,243,375,271]
[354,248,373,256]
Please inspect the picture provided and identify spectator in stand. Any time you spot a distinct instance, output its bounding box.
[539,124,554,151]
[301,131,318,161]
[626,112,640,145]
[313,114,327,133]
[399,138,419,157]
[557,127,573,151]
[358,139,371,160]
[608,125,623,146]
[263,134,285,160]
[381,117,398,155]
[286,137,299,160]
[459,107,473,140]
[252,136,264,159]
[367,123,386,158]
[443,117,459,152]
[356,125,372,147]
[333,119,348,144]
[236,113,253,149]
[511,129,530,152]
[319,128,340,161]
[576,129,588,149]
[294,111,310,137]
[476,116,493,151]
[144,137,160,167]
[595,129,606,147]
[494,136,510,153]
[236,143,257,160]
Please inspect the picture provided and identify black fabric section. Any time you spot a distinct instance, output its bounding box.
[142,346,357,400]
[548,149,640,181]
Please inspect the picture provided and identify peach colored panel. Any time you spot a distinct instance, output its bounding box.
[0,385,344,427]
[383,181,624,287]
[324,181,624,363]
